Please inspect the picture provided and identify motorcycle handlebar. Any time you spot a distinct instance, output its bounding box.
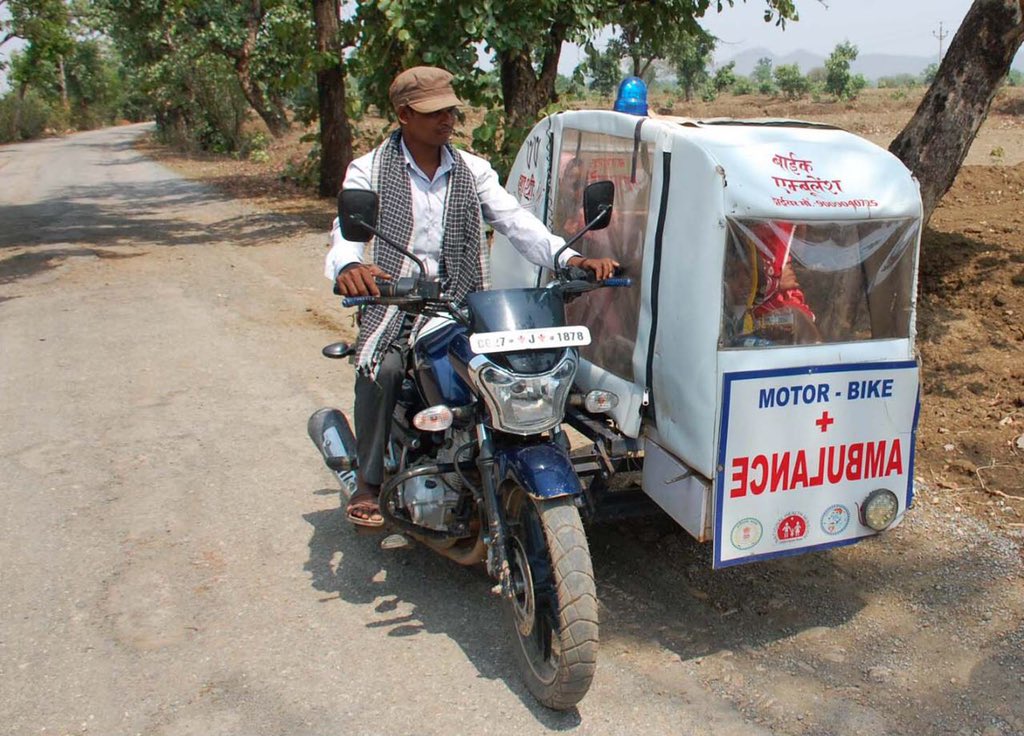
[342,295,377,307]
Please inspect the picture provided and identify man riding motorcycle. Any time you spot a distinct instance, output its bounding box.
[324,66,617,527]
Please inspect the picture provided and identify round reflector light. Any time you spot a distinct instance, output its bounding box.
[861,489,899,531]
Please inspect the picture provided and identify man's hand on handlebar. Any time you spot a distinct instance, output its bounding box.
[336,263,392,297]
[567,255,619,281]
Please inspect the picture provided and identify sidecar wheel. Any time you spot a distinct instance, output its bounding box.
[504,489,598,710]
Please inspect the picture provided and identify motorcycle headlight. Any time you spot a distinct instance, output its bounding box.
[472,354,576,435]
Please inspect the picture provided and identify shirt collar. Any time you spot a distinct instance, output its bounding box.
[400,137,453,184]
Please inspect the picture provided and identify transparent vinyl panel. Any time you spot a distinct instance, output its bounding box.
[721,218,919,348]
[555,129,653,381]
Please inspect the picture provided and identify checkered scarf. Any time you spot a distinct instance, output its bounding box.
[354,131,488,377]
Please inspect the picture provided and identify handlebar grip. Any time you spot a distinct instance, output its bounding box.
[342,296,377,308]
[375,278,396,298]
[602,277,632,288]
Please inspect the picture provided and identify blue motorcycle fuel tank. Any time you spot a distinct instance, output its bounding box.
[414,322,474,406]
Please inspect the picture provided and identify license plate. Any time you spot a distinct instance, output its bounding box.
[469,326,591,354]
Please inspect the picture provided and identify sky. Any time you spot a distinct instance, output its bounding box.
[557,0,983,75]
[700,0,974,64]
[0,1,1008,91]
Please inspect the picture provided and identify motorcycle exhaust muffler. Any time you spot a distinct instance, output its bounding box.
[307,408,359,501]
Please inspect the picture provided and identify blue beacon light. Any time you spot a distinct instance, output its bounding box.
[613,76,648,116]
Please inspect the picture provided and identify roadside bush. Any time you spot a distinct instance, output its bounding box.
[731,77,754,96]
[712,62,737,93]
[153,56,250,153]
[241,131,271,162]
[282,140,321,189]
[0,90,57,143]
[752,57,776,96]
[774,64,809,100]
[825,41,867,100]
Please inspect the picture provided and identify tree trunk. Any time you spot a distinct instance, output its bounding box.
[498,51,549,130]
[207,2,291,138]
[12,81,28,138]
[889,0,1024,224]
[496,28,565,167]
[57,55,69,114]
[235,61,289,137]
[314,0,353,198]
[498,24,565,130]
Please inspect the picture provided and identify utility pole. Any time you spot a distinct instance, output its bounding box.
[933,21,949,65]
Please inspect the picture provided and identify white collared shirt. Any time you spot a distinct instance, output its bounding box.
[324,138,575,280]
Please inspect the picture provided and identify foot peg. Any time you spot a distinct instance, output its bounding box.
[380,533,413,550]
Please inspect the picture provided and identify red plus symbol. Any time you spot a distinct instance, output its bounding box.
[815,411,835,433]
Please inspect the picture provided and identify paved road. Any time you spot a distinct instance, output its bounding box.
[0,126,770,736]
[2,125,1022,736]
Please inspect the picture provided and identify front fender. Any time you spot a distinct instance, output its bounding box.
[493,442,582,500]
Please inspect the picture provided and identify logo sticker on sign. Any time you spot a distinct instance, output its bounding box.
[713,361,919,568]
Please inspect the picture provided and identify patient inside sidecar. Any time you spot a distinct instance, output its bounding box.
[723,220,821,347]
[721,217,919,349]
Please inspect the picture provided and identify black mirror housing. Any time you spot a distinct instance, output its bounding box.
[583,180,614,231]
[337,189,379,242]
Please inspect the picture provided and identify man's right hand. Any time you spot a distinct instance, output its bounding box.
[335,263,392,297]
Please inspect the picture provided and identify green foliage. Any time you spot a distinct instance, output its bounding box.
[920,63,939,85]
[579,43,622,97]
[711,61,737,93]
[731,76,754,95]
[773,63,807,99]
[824,41,865,100]
[672,26,716,102]
[469,106,535,182]
[1007,70,1024,87]
[64,38,127,128]
[0,89,58,142]
[752,56,775,94]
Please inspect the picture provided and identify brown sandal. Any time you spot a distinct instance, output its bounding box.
[346,489,384,528]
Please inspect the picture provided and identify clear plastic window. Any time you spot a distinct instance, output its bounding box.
[721,218,918,348]
[556,130,653,381]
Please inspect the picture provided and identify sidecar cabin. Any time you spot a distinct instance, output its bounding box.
[492,108,922,568]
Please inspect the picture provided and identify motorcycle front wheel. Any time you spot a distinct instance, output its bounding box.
[504,486,598,710]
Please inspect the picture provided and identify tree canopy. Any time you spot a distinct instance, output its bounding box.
[3,0,1022,231]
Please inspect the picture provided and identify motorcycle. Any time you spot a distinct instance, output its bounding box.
[309,181,630,709]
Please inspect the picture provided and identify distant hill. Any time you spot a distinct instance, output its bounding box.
[718,46,1024,82]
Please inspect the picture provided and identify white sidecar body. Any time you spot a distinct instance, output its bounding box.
[492,109,922,567]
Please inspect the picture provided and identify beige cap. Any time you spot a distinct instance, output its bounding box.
[389,66,463,113]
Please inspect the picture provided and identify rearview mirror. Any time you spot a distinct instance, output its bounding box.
[337,189,379,242]
[583,180,614,231]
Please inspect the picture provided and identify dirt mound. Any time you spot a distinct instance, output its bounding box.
[918,163,1024,525]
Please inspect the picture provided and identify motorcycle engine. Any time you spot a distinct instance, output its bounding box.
[399,429,473,531]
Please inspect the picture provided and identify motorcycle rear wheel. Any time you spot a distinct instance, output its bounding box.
[504,487,598,710]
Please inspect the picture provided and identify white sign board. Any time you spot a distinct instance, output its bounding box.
[713,361,919,568]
